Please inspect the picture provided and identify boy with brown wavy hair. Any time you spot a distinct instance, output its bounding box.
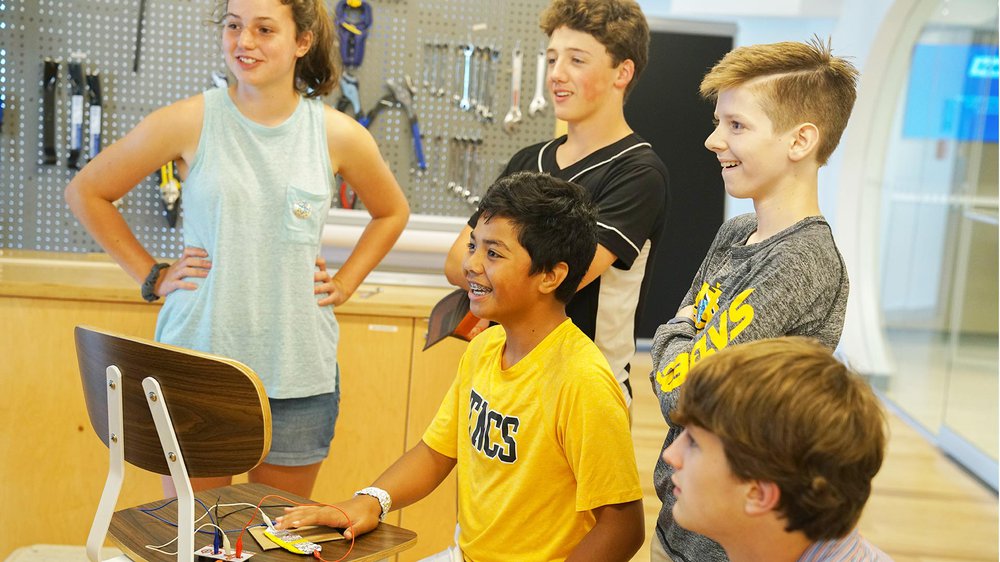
[662,337,890,561]
[445,0,669,406]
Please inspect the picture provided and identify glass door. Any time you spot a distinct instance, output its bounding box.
[877,5,998,488]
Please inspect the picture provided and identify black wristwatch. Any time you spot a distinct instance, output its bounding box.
[141,263,170,302]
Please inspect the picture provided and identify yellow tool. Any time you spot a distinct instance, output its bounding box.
[158,161,182,227]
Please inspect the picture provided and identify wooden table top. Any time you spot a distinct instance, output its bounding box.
[108,483,417,562]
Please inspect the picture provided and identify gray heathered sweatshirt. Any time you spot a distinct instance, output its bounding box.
[649,213,849,562]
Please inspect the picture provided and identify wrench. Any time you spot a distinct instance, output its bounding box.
[529,49,547,116]
[421,40,433,91]
[502,47,523,134]
[482,47,501,122]
[434,42,447,97]
[468,46,482,112]
[459,44,474,111]
[474,46,489,117]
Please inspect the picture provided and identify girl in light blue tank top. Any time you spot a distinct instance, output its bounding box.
[65,0,409,497]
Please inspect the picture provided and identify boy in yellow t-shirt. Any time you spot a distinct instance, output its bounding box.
[276,171,644,561]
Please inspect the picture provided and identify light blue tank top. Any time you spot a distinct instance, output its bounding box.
[155,87,339,399]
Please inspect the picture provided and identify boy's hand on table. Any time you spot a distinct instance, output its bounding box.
[274,495,382,540]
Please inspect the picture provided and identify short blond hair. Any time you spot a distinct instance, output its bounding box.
[700,37,859,165]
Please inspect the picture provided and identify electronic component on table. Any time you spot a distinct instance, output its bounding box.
[263,528,323,555]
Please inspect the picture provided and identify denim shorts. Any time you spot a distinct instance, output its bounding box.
[265,389,340,466]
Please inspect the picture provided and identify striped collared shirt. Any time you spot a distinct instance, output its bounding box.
[798,530,893,561]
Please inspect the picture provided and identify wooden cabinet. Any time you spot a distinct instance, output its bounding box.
[0,257,464,561]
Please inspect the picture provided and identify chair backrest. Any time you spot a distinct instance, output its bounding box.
[75,326,271,477]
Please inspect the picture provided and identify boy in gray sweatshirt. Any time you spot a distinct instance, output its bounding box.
[649,38,859,562]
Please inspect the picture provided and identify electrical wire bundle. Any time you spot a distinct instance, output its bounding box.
[139,494,356,561]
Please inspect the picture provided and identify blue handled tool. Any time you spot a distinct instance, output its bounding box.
[360,78,426,171]
[336,72,364,121]
[386,77,426,171]
[335,0,372,69]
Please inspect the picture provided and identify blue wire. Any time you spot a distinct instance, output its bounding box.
[138,497,262,535]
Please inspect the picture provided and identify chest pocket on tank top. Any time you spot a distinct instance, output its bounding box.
[284,184,328,245]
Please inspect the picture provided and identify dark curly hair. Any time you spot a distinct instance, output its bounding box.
[477,171,598,303]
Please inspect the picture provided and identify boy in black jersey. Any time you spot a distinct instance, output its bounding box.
[444,0,669,404]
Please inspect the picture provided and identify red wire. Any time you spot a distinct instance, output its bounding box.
[237,493,356,562]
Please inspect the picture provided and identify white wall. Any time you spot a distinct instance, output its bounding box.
[635,0,894,225]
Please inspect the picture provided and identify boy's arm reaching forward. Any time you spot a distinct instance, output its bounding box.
[567,500,645,561]
[275,440,456,539]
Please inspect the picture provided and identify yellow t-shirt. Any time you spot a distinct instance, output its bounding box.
[423,319,642,562]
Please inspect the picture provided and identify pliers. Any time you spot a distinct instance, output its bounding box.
[360,77,426,170]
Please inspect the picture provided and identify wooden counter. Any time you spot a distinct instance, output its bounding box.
[0,253,466,561]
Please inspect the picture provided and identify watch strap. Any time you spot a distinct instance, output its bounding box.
[354,486,391,521]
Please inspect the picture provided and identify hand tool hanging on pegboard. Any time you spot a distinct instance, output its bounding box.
[335,0,372,70]
[159,161,182,227]
[529,44,548,117]
[86,72,102,161]
[336,73,365,121]
[67,58,85,169]
[42,58,59,165]
[210,71,228,89]
[333,0,373,208]
[334,0,372,119]
[361,77,426,172]
[502,46,523,134]
[133,0,147,73]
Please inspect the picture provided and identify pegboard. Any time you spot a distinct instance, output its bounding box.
[0,0,555,254]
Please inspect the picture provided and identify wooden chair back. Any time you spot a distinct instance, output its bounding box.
[75,325,271,477]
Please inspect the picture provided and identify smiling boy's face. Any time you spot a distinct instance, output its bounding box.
[703,82,796,202]
[463,215,544,325]
[546,25,628,124]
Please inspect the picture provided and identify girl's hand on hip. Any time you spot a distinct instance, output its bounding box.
[156,247,211,297]
[315,255,348,306]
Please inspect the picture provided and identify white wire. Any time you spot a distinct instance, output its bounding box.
[215,501,278,530]
[141,500,275,555]
[144,522,226,555]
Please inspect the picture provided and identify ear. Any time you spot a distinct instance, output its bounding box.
[537,262,569,296]
[787,122,820,163]
[744,479,781,516]
[614,59,635,91]
[296,30,314,58]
